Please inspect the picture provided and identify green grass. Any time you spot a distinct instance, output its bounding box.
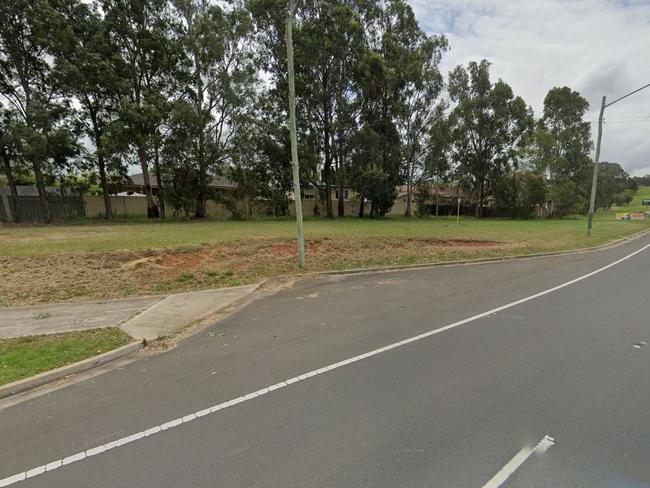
[0,328,133,386]
[1,205,648,258]
[0,188,648,308]
[611,185,650,213]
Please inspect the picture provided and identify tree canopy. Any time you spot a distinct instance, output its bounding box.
[0,0,631,222]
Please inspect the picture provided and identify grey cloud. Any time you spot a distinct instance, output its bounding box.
[410,0,650,175]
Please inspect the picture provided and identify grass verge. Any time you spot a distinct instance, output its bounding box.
[0,328,133,387]
[1,188,649,307]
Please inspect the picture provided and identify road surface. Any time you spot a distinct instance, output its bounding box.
[2,232,650,487]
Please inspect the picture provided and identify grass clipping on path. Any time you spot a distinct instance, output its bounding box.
[0,328,132,387]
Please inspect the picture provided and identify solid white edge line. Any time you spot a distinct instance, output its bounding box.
[1,244,647,487]
[481,435,555,488]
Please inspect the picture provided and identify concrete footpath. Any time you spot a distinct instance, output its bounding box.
[120,285,259,341]
[0,285,260,341]
[0,296,162,338]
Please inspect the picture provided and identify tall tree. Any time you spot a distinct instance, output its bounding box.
[353,0,434,218]
[423,103,451,216]
[286,0,365,218]
[538,86,592,216]
[447,60,533,217]
[53,0,126,218]
[385,1,447,217]
[102,0,179,218]
[0,0,78,222]
[170,0,258,218]
[250,0,365,219]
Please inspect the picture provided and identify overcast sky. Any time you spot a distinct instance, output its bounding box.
[409,0,650,176]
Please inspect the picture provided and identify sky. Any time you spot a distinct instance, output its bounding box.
[409,0,650,176]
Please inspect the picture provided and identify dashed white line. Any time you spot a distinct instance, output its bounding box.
[1,243,648,487]
[481,435,555,488]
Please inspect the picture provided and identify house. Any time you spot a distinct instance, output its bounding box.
[121,173,238,200]
[301,184,356,202]
[389,184,471,216]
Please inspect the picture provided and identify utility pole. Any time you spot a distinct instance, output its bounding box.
[587,83,650,236]
[286,0,305,268]
[587,96,606,237]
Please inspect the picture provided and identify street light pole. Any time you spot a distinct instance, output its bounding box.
[587,82,650,236]
[587,96,606,236]
[286,0,305,268]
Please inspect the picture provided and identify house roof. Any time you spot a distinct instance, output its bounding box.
[395,185,459,199]
[126,173,238,189]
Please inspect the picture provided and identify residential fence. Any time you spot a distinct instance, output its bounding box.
[2,193,530,222]
[290,200,361,217]
[0,195,85,222]
[83,195,235,219]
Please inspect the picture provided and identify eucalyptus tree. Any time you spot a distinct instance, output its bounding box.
[250,0,367,218]
[353,0,433,217]
[423,103,451,216]
[101,0,180,218]
[0,0,79,222]
[539,86,592,215]
[170,0,259,218]
[447,60,533,217]
[296,0,365,218]
[381,1,447,217]
[53,0,127,218]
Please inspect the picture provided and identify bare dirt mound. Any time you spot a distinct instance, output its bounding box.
[0,237,513,307]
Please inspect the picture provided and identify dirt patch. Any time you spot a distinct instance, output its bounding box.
[121,256,160,270]
[0,237,514,307]
[403,238,501,247]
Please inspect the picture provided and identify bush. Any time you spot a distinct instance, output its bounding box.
[549,178,585,217]
[494,172,547,219]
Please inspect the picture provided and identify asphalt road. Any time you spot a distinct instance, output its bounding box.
[2,232,650,487]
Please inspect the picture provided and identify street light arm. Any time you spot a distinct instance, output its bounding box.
[605,83,650,108]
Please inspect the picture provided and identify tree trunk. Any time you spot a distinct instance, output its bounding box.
[153,142,165,219]
[358,195,365,218]
[323,120,333,219]
[337,167,345,217]
[195,189,207,218]
[475,180,483,219]
[312,182,321,216]
[1,150,20,222]
[32,157,51,223]
[194,146,207,219]
[137,144,159,218]
[91,115,112,219]
[0,179,12,223]
[193,47,206,220]
[97,153,112,219]
[405,161,413,217]
[435,188,439,217]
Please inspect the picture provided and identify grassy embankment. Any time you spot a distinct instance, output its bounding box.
[0,186,648,307]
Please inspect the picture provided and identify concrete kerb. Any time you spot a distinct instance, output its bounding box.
[0,285,263,400]
[0,341,141,400]
[3,227,647,400]
[294,226,650,280]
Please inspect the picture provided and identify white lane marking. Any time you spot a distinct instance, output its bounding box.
[1,243,648,487]
[481,435,555,488]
